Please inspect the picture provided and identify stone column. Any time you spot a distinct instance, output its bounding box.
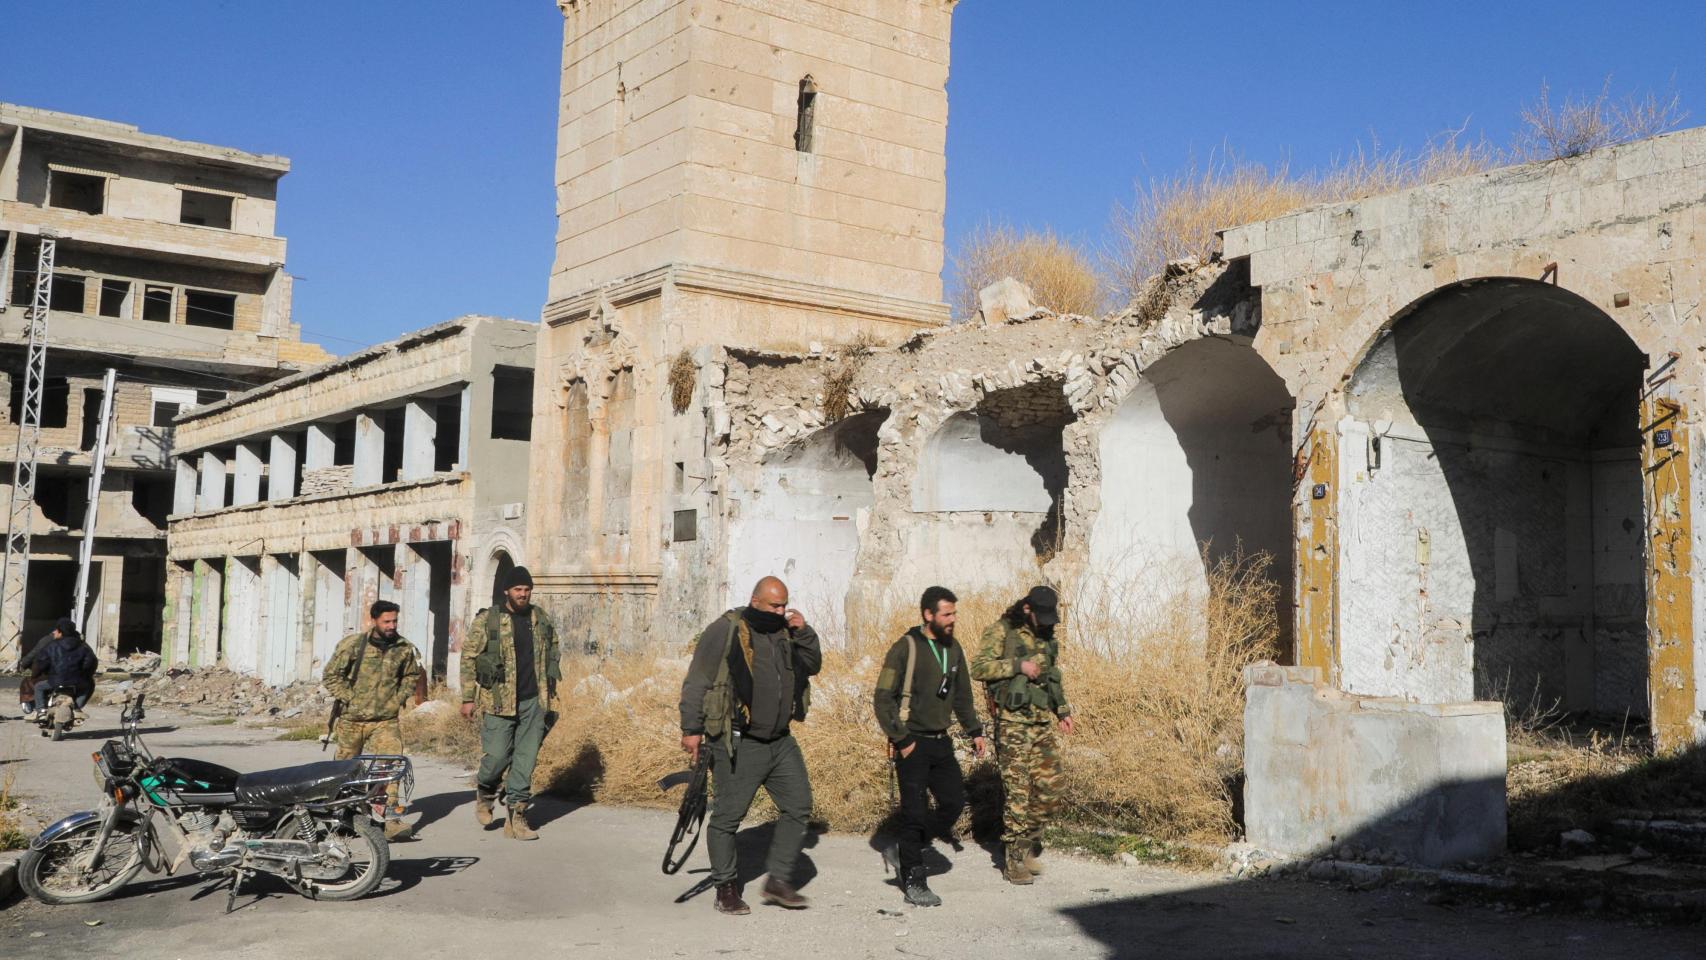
[458,384,472,470]
[233,443,263,506]
[193,558,224,668]
[174,457,198,515]
[401,399,437,481]
[353,411,384,487]
[304,423,335,470]
[398,542,433,678]
[197,451,227,512]
[268,434,298,501]
[164,561,192,666]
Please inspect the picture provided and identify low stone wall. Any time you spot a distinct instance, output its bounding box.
[1243,663,1506,867]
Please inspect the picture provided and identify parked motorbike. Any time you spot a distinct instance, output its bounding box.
[32,683,84,741]
[18,694,413,910]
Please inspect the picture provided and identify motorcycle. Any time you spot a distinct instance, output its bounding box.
[32,683,85,741]
[18,694,413,910]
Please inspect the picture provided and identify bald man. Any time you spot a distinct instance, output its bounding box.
[680,576,823,915]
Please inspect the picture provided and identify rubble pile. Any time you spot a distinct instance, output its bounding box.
[111,667,333,719]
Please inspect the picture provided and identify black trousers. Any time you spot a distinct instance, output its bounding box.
[895,735,964,875]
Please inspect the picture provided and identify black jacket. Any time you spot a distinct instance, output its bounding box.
[25,634,97,691]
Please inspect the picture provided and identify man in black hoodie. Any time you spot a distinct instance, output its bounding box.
[873,586,986,907]
[23,617,97,717]
[679,576,822,916]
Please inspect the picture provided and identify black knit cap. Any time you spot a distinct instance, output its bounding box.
[505,566,535,590]
[1025,585,1059,626]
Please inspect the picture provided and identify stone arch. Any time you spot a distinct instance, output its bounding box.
[488,548,517,608]
[1340,277,1647,716]
[1088,337,1294,637]
[727,410,887,621]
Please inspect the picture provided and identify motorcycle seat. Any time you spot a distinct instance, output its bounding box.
[234,759,363,806]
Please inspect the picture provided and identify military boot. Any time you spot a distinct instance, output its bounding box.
[474,787,497,827]
[1023,834,1045,876]
[384,819,414,842]
[505,801,539,841]
[714,882,750,915]
[902,868,941,907]
[1003,845,1034,885]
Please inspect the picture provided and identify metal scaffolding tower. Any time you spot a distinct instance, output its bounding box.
[2,235,56,666]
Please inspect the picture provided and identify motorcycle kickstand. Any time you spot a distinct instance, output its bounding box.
[225,867,251,914]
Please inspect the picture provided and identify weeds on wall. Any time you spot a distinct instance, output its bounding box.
[1517,77,1687,160]
[821,332,878,423]
[951,221,1103,322]
[667,350,696,415]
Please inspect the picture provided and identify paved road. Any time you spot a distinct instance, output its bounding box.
[0,699,1688,959]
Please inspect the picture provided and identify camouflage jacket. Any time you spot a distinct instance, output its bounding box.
[969,620,1071,725]
[460,604,561,717]
[323,631,424,722]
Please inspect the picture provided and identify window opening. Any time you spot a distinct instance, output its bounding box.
[49,274,85,313]
[184,290,236,329]
[142,285,174,323]
[80,388,104,451]
[490,366,533,441]
[151,401,180,427]
[98,279,132,318]
[179,190,234,229]
[794,77,818,153]
[48,172,105,215]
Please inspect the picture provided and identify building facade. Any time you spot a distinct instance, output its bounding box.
[0,103,329,665]
[165,316,535,687]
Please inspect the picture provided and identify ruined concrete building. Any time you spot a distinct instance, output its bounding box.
[524,3,1706,750]
[0,104,329,664]
[163,317,535,686]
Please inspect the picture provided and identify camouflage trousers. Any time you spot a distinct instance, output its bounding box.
[996,719,1061,845]
[335,717,403,804]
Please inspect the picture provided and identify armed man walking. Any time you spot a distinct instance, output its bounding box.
[873,586,987,907]
[323,600,426,841]
[970,585,1075,885]
[679,575,822,916]
[461,566,561,841]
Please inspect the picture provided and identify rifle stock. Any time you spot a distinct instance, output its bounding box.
[323,700,345,752]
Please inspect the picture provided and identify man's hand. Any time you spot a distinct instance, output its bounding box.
[1058,715,1075,735]
[460,702,476,720]
[681,734,702,763]
[898,741,916,759]
[1019,658,1042,680]
[785,608,805,631]
[971,736,989,759]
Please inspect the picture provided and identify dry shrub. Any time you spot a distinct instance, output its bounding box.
[2,731,26,850]
[505,553,1280,849]
[1517,77,1688,160]
[952,222,1102,321]
[399,683,482,759]
[667,350,696,415]
[821,332,877,423]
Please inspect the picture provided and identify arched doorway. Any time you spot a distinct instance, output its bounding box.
[491,550,516,608]
[1089,337,1294,643]
[1342,278,1646,716]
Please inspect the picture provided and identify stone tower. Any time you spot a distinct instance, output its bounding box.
[531,0,957,647]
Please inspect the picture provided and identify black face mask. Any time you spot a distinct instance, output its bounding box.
[743,607,788,635]
[1033,622,1056,640]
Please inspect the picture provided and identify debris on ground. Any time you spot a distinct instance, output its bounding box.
[106,668,333,719]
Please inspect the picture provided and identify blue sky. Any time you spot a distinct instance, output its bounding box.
[1,1,1698,351]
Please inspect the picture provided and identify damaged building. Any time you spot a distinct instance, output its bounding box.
[0,103,329,665]
[525,2,1706,751]
[164,317,535,687]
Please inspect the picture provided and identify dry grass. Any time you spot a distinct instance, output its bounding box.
[821,332,877,423]
[501,553,1285,850]
[1,732,26,850]
[667,350,696,415]
[952,222,1102,321]
[1517,77,1688,160]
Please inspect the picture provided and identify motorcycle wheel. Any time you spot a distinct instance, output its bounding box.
[50,721,66,741]
[18,817,147,905]
[298,817,389,902]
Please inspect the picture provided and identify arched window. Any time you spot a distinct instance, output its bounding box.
[794,77,818,153]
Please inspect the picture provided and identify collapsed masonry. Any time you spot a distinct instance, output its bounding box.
[535,124,1706,753]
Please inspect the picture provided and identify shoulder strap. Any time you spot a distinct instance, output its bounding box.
[898,635,917,716]
[724,609,754,671]
[345,634,368,685]
[488,607,503,650]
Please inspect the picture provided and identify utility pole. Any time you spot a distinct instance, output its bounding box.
[1,235,57,667]
[72,367,117,635]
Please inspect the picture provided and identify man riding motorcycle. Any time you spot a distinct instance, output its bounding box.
[21,618,97,719]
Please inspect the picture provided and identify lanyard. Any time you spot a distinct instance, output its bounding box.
[925,637,951,675]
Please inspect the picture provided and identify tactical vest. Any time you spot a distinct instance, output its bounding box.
[987,622,1060,713]
[699,610,811,756]
[472,605,555,688]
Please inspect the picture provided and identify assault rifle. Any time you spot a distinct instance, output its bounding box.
[659,748,710,875]
[322,699,345,753]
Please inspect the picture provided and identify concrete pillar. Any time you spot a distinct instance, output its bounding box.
[164,562,193,666]
[353,411,384,487]
[197,451,226,512]
[402,399,437,481]
[458,384,472,470]
[95,557,122,661]
[268,434,298,501]
[233,443,263,506]
[193,558,223,668]
[223,556,262,676]
[174,457,198,515]
[399,543,433,678]
[260,555,302,686]
[304,423,335,470]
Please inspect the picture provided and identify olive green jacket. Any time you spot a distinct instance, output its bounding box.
[323,631,424,722]
[460,604,561,717]
[969,620,1071,725]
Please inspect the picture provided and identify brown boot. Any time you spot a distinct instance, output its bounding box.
[1023,834,1045,876]
[760,876,809,909]
[714,882,750,915]
[1004,845,1034,885]
[504,800,539,841]
[384,819,414,842]
[474,788,496,827]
